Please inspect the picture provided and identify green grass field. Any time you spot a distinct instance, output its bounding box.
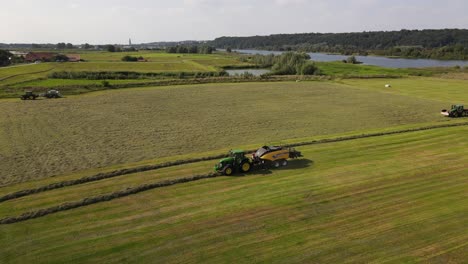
[316,61,464,77]
[0,125,466,263]
[0,70,467,263]
[10,78,159,88]
[0,80,460,185]
[0,52,250,88]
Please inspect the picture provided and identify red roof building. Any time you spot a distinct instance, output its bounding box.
[24,52,56,62]
[66,54,81,62]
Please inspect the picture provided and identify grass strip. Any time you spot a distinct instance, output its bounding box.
[0,172,220,224]
[0,67,55,82]
[1,121,467,203]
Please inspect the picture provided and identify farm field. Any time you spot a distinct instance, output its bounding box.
[340,77,468,104]
[0,125,467,263]
[0,80,459,185]
[0,52,250,89]
[315,61,464,77]
[10,78,161,88]
[0,69,467,263]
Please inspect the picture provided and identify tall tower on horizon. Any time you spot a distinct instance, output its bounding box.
[129,38,132,46]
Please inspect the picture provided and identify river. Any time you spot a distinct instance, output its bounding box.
[233,49,468,69]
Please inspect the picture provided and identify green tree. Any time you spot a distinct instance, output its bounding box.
[0,49,12,67]
[347,56,358,64]
[83,43,93,49]
[271,52,313,75]
[166,46,177,53]
[66,43,74,49]
[299,62,318,75]
[121,55,138,62]
[56,43,66,49]
[106,45,116,52]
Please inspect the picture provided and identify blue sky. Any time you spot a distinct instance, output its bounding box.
[1,0,467,44]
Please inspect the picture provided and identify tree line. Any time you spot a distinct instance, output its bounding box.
[212,29,468,60]
[166,45,215,54]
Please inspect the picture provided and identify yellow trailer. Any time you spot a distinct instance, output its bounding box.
[252,146,302,168]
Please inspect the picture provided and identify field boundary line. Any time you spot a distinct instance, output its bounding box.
[0,173,221,225]
[1,121,467,203]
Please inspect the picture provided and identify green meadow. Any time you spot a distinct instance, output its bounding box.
[0,50,467,263]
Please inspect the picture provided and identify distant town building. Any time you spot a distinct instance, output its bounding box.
[24,52,56,62]
[66,54,81,62]
[9,51,28,57]
[129,38,132,46]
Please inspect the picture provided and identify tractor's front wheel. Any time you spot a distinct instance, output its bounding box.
[223,165,234,176]
[240,161,251,173]
[273,160,280,168]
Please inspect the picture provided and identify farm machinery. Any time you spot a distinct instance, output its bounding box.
[20,91,39,100]
[20,90,62,100]
[441,105,468,118]
[214,146,303,176]
[42,90,62,99]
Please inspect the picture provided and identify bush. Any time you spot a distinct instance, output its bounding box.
[271,52,313,75]
[101,80,111,87]
[299,62,319,75]
[121,55,138,62]
[347,56,358,64]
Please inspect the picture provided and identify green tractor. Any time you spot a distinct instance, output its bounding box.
[20,91,39,100]
[214,150,252,176]
[441,105,468,118]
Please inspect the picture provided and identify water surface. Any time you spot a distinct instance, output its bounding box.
[234,49,468,68]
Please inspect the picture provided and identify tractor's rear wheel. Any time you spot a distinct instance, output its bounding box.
[223,166,234,176]
[240,161,251,173]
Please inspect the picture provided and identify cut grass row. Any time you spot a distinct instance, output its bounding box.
[1,125,466,263]
[2,120,467,204]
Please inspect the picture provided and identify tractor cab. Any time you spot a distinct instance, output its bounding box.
[214,149,252,175]
[452,105,464,111]
[229,150,246,162]
[20,91,39,100]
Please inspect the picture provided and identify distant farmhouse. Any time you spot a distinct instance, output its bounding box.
[9,51,28,57]
[66,54,81,62]
[24,52,56,62]
[23,52,81,62]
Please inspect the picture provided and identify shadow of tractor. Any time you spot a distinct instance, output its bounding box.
[232,159,314,177]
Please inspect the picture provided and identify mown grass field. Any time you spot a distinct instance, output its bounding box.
[340,77,468,104]
[1,125,466,263]
[0,71,467,263]
[0,80,458,185]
